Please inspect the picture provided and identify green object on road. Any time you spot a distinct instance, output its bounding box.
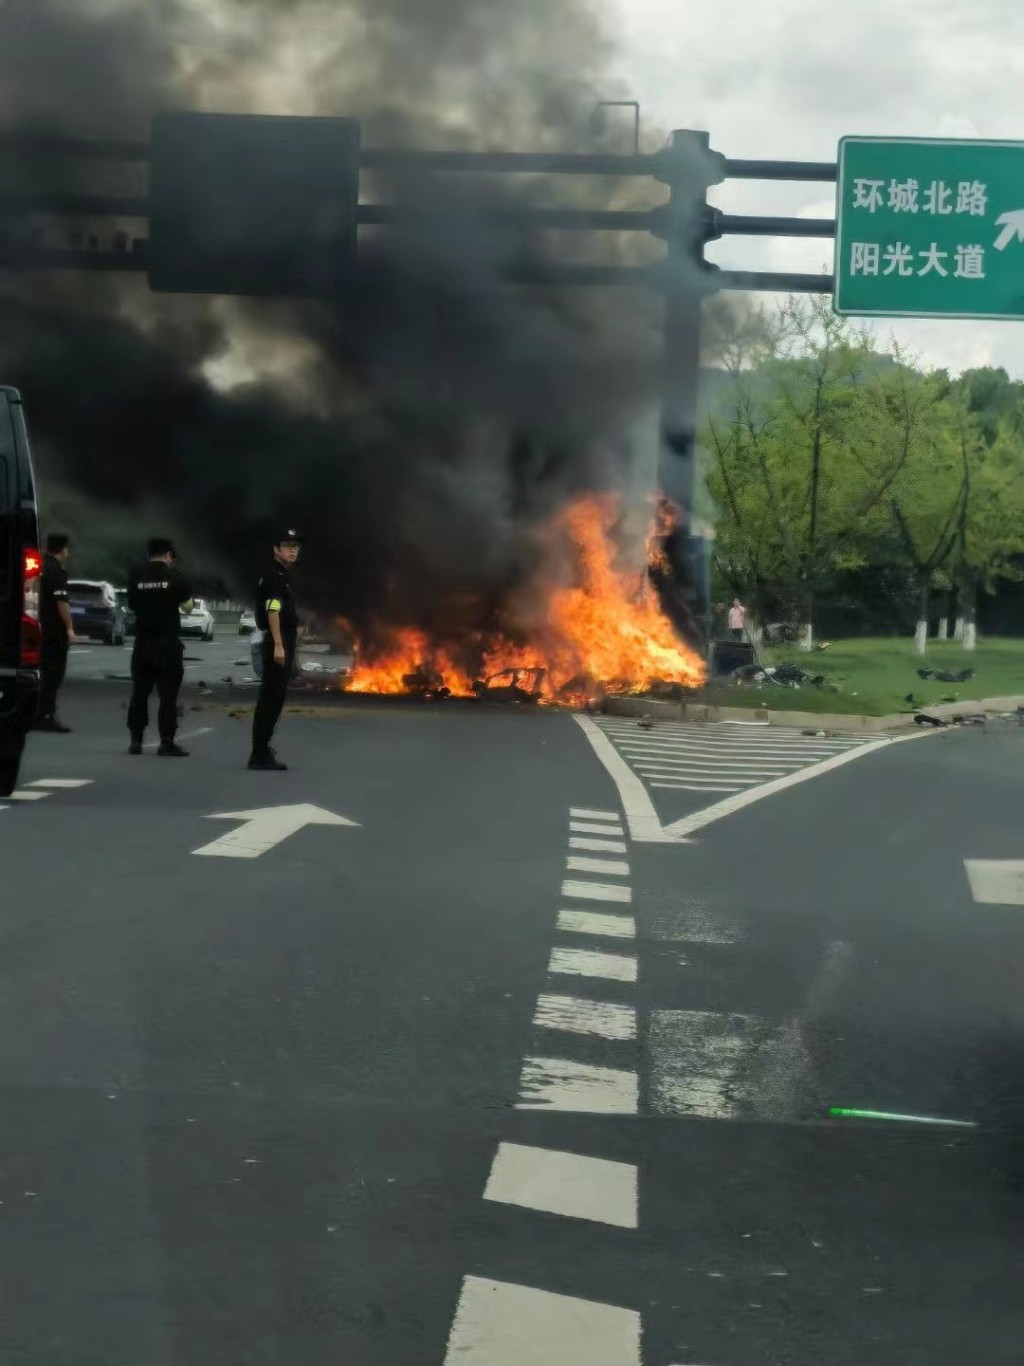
[835,137,1024,320]
[829,1107,976,1129]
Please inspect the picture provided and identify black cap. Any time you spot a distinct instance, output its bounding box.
[273,527,303,546]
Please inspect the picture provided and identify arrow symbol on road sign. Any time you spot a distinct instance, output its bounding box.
[993,208,1024,251]
[192,803,360,859]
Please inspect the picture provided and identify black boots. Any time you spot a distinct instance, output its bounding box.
[158,741,190,758]
[248,749,287,771]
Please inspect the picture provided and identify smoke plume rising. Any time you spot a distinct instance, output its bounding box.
[0,0,680,655]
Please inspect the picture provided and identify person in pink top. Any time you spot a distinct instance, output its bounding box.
[727,598,746,641]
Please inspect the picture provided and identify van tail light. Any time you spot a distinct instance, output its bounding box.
[20,547,41,668]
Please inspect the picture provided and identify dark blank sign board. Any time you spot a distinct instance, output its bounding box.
[148,111,361,297]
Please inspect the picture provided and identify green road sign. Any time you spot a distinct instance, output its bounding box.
[834,136,1024,320]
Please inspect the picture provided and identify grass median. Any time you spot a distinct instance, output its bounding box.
[693,636,1024,717]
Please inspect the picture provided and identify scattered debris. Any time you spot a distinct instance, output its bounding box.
[914,701,986,728]
[473,667,546,704]
[917,667,975,683]
[637,718,655,730]
[730,661,833,691]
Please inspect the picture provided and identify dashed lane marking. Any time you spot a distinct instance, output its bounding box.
[965,858,1024,905]
[569,834,628,854]
[570,820,626,836]
[7,791,50,802]
[517,1056,639,1114]
[534,993,637,1041]
[444,1276,640,1365]
[561,879,632,903]
[556,909,635,939]
[443,805,643,1365]
[484,1142,638,1228]
[565,854,630,876]
[548,946,638,983]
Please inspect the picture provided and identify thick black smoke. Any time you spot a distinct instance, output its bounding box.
[0,0,672,656]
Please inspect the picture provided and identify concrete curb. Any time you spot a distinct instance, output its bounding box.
[603,692,1024,734]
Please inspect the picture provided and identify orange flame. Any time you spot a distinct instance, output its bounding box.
[343,492,704,703]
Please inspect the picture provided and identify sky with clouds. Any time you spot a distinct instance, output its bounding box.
[610,0,1024,376]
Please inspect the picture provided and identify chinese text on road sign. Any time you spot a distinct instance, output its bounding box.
[835,137,1024,320]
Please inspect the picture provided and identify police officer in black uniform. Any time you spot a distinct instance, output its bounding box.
[249,528,302,771]
[126,537,192,757]
[35,532,74,733]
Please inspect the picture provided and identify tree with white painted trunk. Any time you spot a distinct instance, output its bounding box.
[706,298,922,647]
[884,374,967,656]
[949,408,1024,651]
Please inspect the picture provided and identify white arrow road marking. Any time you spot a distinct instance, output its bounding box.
[994,208,1024,251]
[192,803,359,859]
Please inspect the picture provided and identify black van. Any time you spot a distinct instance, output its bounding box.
[0,387,41,796]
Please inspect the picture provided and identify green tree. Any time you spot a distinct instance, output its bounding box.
[884,390,967,655]
[951,413,1024,651]
[704,298,931,646]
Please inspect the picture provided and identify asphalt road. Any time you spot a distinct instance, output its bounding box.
[1,687,1022,1364]
[66,630,352,688]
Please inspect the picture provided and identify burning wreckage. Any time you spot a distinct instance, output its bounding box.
[321,493,706,707]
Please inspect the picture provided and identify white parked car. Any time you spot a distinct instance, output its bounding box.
[238,609,257,635]
[179,598,215,641]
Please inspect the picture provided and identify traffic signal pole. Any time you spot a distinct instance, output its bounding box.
[0,124,842,652]
[655,130,721,648]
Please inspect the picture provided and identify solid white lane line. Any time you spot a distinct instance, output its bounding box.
[518,1056,639,1113]
[444,1276,641,1365]
[569,836,628,854]
[622,748,801,766]
[7,791,50,802]
[548,947,637,983]
[570,821,626,836]
[557,909,635,939]
[27,779,94,789]
[646,775,748,787]
[965,859,1024,905]
[633,764,791,775]
[569,807,621,822]
[663,735,902,839]
[566,854,630,876]
[638,772,758,786]
[534,993,637,1040]
[561,879,632,904]
[604,737,865,760]
[484,1142,638,1228]
[574,715,676,843]
[617,739,843,759]
[650,782,743,793]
